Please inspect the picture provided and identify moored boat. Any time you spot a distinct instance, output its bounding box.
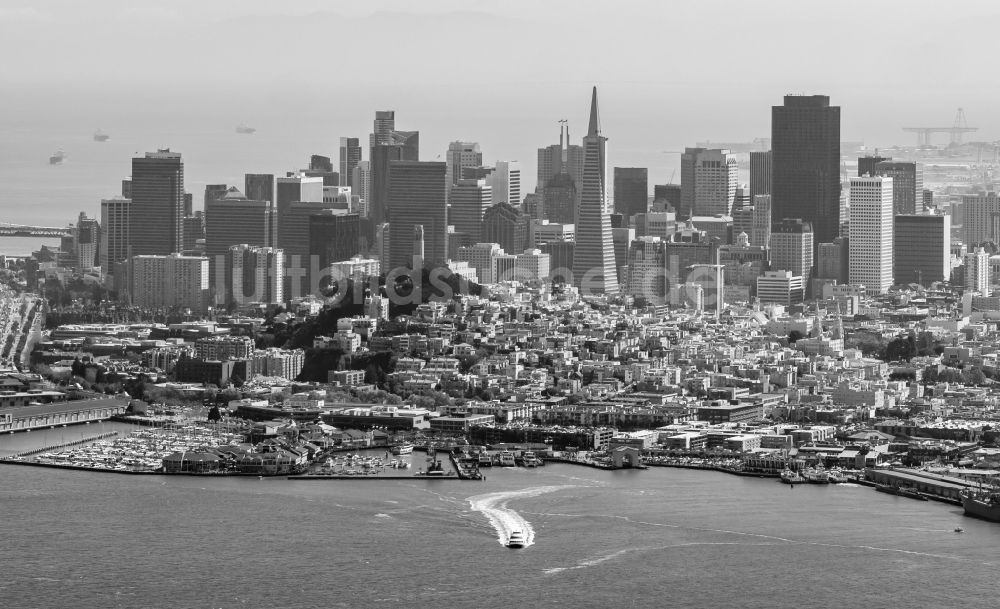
[391,443,414,455]
[962,488,1000,522]
[780,469,805,484]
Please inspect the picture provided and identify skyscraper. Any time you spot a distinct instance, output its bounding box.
[244,174,274,204]
[894,213,950,286]
[772,95,841,248]
[371,110,395,147]
[965,247,990,294]
[848,176,893,294]
[100,197,131,273]
[770,218,814,288]
[857,154,891,178]
[227,245,284,308]
[483,202,528,255]
[308,211,361,272]
[449,179,492,243]
[339,137,362,188]
[129,149,184,256]
[614,167,648,218]
[571,87,618,295]
[387,161,447,269]
[370,129,419,227]
[875,161,923,215]
[491,160,521,207]
[962,192,1000,247]
[681,148,738,217]
[446,142,483,186]
[204,188,276,261]
[537,122,584,197]
[542,173,577,224]
[750,150,773,201]
[275,173,324,233]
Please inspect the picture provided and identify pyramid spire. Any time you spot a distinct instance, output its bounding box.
[588,86,601,136]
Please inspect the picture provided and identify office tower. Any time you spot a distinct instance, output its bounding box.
[75,212,100,271]
[491,161,521,207]
[848,176,894,294]
[370,130,419,227]
[665,222,718,305]
[130,253,209,312]
[352,161,371,217]
[227,245,284,307]
[612,227,635,282]
[817,237,849,284]
[770,218,814,286]
[184,193,193,218]
[449,179,492,243]
[756,271,804,306]
[749,150,773,200]
[280,201,332,259]
[308,211,361,271]
[245,174,275,204]
[772,95,841,249]
[182,213,205,252]
[681,148,738,217]
[310,155,334,173]
[571,87,618,295]
[614,167,648,218]
[387,161,447,269]
[129,149,184,256]
[100,197,131,273]
[874,161,923,214]
[651,183,681,213]
[719,232,768,290]
[121,179,132,199]
[962,192,1000,247]
[537,122,584,199]
[894,213,950,286]
[922,189,934,211]
[543,173,577,224]
[446,142,483,186]
[690,216,732,245]
[523,192,544,220]
[493,249,551,284]
[412,225,425,271]
[483,202,528,255]
[733,186,751,212]
[339,137,362,188]
[371,110,395,147]
[965,247,990,294]
[733,207,753,241]
[542,240,575,282]
[204,188,276,261]
[458,243,505,284]
[858,154,891,177]
[626,237,667,304]
[276,172,324,229]
[529,220,575,248]
[751,195,772,248]
[375,223,390,272]
[204,184,228,208]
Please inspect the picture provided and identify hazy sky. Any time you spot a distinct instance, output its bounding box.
[3,0,999,192]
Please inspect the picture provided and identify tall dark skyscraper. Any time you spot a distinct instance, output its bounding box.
[339,137,361,188]
[129,149,184,256]
[388,161,447,269]
[771,95,841,249]
[309,211,361,270]
[858,154,891,177]
[571,87,618,295]
[613,167,648,218]
[245,174,274,204]
[370,129,419,227]
[749,150,772,200]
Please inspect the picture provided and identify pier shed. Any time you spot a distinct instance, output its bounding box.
[865,467,977,501]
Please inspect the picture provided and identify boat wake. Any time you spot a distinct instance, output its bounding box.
[467,485,575,547]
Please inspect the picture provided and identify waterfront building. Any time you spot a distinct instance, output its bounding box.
[131,253,209,313]
[339,137,362,189]
[894,213,950,286]
[772,95,841,249]
[129,149,184,256]
[614,167,648,218]
[848,176,894,294]
[571,87,618,295]
[388,161,447,269]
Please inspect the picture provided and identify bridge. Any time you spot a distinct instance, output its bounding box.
[0,223,73,238]
[903,108,978,146]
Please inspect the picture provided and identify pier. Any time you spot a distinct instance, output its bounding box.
[4,430,119,460]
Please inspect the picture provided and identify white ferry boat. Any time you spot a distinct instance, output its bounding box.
[391,443,414,455]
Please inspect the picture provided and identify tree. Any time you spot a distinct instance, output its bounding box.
[787,330,805,343]
[207,405,222,422]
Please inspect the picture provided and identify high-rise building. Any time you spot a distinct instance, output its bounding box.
[131,253,209,312]
[962,192,1000,247]
[204,184,228,208]
[749,150,773,201]
[370,130,419,227]
[681,148,738,217]
[772,95,841,249]
[280,201,332,259]
[848,176,894,294]
[894,213,950,286]
[371,110,395,147]
[446,142,483,186]
[751,195,772,249]
[129,149,185,256]
[614,167,648,218]
[387,161,447,269]
[449,179,492,244]
[875,161,923,215]
[483,202,528,255]
[626,237,667,304]
[858,154,891,178]
[756,270,804,306]
[542,173,577,224]
[457,243,504,284]
[100,197,131,273]
[121,179,132,199]
[227,245,284,307]
[339,137,362,189]
[770,218,814,287]
[244,174,274,204]
[816,237,849,284]
[276,173,324,222]
[652,184,681,212]
[74,212,100,271]
[308,211,361,272]
[204,188,276,262]
[612,227,635,282]
[537,122,584,200]
[571,87,618,295]
[491,160,521,207]
[352,161,371,218]
[965,247,990,294]
[182,213,205,252]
